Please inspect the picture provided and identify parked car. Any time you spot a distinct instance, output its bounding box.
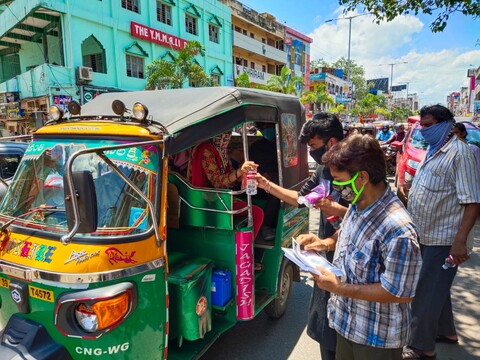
[395,116,480,204]
[0,141,28,199]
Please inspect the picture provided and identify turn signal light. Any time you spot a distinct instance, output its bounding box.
[55,282,137,339]
[75,292,129,332]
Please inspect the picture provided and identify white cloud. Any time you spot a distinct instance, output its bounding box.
[308,11,480,105]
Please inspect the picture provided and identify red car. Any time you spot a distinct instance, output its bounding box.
[395,116,480,204]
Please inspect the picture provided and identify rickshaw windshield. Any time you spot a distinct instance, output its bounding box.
[0,139,159,238]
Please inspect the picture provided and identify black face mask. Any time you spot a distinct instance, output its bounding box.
[309,146,326,164]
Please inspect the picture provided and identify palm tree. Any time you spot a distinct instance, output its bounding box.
[267,66,303,95]
[301,83,334,112]
[146,41,209,90]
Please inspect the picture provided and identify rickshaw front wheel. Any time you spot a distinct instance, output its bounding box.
[264,259,293,319]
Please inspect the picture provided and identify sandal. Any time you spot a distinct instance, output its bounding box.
[435,336,458,344]
[402,346,436,359]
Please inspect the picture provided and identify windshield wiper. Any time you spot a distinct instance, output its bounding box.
[0,205,64,232]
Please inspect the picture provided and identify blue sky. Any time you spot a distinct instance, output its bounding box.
[242,0,480,105]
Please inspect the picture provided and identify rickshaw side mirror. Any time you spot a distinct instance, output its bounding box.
[64,171,98,233]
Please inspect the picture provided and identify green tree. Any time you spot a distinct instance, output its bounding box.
[267,66,304,95]
[338,0,480,32]
[374,108,391,120]
[235,72,251,88]
[329,104,347,115]
[146,41,209,90]
[391,106,413,122]
[357,93,387,118]
[300,83,334,112]
[331,57,367,100]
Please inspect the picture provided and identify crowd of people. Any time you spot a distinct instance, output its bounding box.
[176,104,479,360]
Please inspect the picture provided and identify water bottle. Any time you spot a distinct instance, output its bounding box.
[246,170,257,195]
[442,255,458,270]
[326,215,341,230]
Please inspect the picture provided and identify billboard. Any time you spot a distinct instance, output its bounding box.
[367,78,389,93]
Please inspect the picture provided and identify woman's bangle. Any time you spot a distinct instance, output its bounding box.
[265,181,272,194]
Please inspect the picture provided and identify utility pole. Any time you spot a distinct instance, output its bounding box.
[379,61,408,109]
[325,13,368,83]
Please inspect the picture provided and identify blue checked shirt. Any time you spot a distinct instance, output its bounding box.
[328,188,422,348]
[408,137,480,247]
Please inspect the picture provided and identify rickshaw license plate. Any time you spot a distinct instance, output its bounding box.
[29,285,54,302]
[0,277,10,289]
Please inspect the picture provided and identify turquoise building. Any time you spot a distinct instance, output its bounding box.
[0,0,233,133]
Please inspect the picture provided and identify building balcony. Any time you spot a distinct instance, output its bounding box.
[233,31,286,64]
[0,64,76,100]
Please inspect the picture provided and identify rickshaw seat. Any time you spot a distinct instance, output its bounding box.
[168,172,235,230]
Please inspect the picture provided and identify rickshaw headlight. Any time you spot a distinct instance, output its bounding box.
[75,292,130,332]
[49,105,63,121]
[132,102,148,121]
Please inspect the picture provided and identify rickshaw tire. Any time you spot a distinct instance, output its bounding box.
[264,259,294,319]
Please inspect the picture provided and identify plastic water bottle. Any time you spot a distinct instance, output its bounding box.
[326,215,341,230]
[246,170,257,195]
[442,255,458,270]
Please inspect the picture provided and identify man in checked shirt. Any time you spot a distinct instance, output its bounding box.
[299,134,422,360]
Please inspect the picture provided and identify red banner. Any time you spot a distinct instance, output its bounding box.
[130,21,188,51]
[235,231,254,320]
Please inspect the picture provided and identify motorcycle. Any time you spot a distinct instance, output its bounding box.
[382,141,403,176]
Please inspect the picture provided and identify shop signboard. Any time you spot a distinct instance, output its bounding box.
[130,21,188,51]
[234,64,272,85]
[81,86,121,104]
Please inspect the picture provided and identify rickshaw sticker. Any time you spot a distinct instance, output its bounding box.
[11,289,21,303]
[64,250,101,265]
[0,277,10,289]
[3,239,56,263]
[196,295,208,316]
[280,113,298,168]
[105,247,137,265]
[235,232,254,320]
[141,274,156,282]
[29,285,54,302]
[75,343,130,356]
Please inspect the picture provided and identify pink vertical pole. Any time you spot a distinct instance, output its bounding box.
[235,231,254,320]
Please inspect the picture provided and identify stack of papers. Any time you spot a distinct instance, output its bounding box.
[282,238,343,277]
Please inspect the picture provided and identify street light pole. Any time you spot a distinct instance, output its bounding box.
[325,13,368,83]
[347,17,352,83]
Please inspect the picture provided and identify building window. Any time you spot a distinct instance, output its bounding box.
[250,32,254,39]
[126,54,144,78]
[185,14,197,35]
[243,59,247,67]
[122,0,139,13]
[250,62,255,69]
[211,74,221,86]
[235,57,242,65]
[242,29,247,35]
[157,2,172,25]
[234,26,241,33]
[209,24,219,43]
[262,65,266,72]
[81,35,107,73]
[83,54,106,73]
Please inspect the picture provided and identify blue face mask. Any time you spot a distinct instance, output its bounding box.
[262,127,276,142]
[420,121,453,157]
